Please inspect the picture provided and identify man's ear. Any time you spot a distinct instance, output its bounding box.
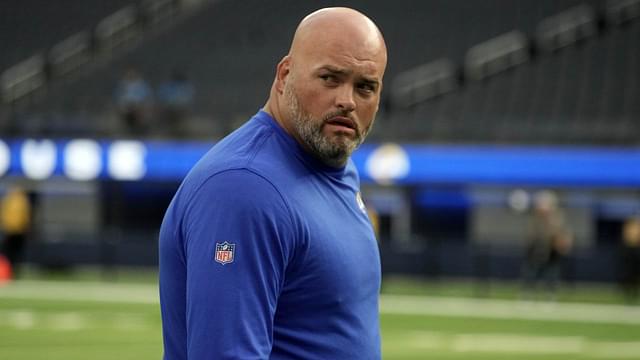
[275,55,291,95]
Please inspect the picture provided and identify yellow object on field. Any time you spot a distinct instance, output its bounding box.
[0,187,31,235]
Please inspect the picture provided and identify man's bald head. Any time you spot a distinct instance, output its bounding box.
[265,7,387,168]
[288,7,387,68]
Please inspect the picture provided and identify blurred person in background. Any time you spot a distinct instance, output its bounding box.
[114,66,153,136]
[0,186,32,279]
[620,215,640,302]
[157,68,195,138]
[159,7,387,359]
[521,190,573,301]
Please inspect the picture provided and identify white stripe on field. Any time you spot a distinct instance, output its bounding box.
[2,280,640,325]
[0,309,155,332]
[0,280,158,304]
[379,294,640,325]
[402,331,640,358]
[7,310,36,330]
[451,333,585,354]
[47,312,87,331]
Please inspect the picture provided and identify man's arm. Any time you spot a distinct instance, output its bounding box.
[182,169,294,359]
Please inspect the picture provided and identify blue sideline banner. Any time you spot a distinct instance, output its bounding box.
[0,139,638,187]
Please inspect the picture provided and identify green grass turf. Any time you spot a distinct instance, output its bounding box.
[381,312,640,360]
[1,270,638,359]
[0,298,162,360]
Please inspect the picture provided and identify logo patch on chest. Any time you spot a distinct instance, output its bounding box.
[214,242,235,265]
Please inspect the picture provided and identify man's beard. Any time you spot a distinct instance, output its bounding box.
[284,81,369,168]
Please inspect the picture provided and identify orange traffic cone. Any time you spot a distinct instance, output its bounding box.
[0,254,12,284]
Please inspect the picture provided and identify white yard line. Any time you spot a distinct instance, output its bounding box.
[380,294,640,325]
[0,309,154,332]
[404,331,640,358]
[47,312,88,331]
[0,280,158,304]
[451,333,586,354]
[6,310,36,330]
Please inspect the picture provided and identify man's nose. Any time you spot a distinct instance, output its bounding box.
[335,85,356,112]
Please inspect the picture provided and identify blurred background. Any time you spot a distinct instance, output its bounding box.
[1,0,639,359]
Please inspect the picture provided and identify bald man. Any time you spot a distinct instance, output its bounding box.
[159,7,387,359]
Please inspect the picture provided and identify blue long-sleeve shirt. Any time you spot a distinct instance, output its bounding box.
[159,110,381,359]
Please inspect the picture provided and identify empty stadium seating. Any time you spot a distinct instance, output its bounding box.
[0,0,637,144]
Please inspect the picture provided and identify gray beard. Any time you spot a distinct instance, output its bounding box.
[284,82,366,168]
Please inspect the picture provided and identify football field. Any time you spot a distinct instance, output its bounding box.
[1,275,639,359]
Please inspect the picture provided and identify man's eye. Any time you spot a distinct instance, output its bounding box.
[358,83,375,93]
[320,74,338,82]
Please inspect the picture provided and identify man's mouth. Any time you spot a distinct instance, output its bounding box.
[325,116,357,135]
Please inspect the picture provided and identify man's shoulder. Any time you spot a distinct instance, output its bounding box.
[187,117,273,176]
[178,118,290,197]
[191,168,288,209]
[193,120,304,188]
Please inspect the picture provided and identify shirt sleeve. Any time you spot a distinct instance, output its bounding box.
[182,169,295,359]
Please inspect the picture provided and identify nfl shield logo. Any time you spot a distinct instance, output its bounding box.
[214,242,235,265]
